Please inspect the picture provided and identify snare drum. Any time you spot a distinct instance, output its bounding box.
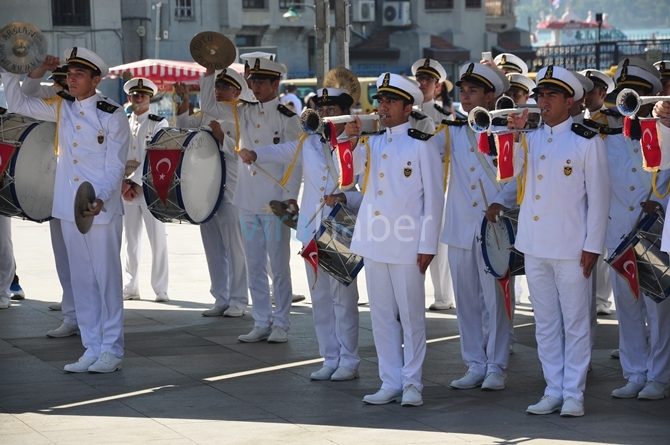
[143,128,225,224]
[607,212,670,303]
[0,114,56,222]
[314,203,364,286]
[480,208,525,278]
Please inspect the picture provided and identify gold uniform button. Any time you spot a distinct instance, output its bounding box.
[74,177,79,182]
[132,146,136,150]
[73,143,78,147]
[533,215,539,221]
[378,190,383,196]
[535,195,540,200]
[469,167,475,172]
[472,202,478,207]
[470,147,474,152]
[632,168,637,172]
[470,185,476,190]
[325,166,329,170]
[629,206,635,211]
[256,124,260,128]
[630,186,635,191]
[634,148,639,153]
[260,111,265,115]
[388,138,392,142]
[252,171,257,176]
[540,155,546,160]
[537,174,543,180]
[320,187,324,191]
[73,159,78,164]
[320,198,324,203]
[322,176,327,181]
[76,125,81,130]
[374,210,380,216]
[548,138,553,143]
[382,154,388,159]
[254,140,259,144]
[79,111,84,116]
[379,172,384,178]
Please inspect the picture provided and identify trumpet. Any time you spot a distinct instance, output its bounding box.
[468,105,542,134]
[494,95,542,111]
[616,88,670,117]
[300,108,382,136]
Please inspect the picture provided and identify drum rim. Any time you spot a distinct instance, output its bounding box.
[480,214,515,278]
[607,211,660,264]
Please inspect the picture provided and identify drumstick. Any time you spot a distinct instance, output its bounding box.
[305,183,340,228]
[478,178,500,250]
[632,187,655,232]
[252,162,289,192]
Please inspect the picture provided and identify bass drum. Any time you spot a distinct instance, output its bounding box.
[480,208,525,278]
[0,114,56,222]
[143,127,225,224]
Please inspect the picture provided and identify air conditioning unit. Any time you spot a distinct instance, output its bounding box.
[353,0,376,22]
[382,1,411,27]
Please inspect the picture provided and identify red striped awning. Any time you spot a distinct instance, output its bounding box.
[107,59,245,90]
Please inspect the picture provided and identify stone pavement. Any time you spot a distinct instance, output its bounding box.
[1,218,669,445]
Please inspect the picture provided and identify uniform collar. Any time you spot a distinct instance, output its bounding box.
[76,93,98,108]
[419,99,435,111]
[386,121,411,135]
[542,116,573,135]
[260,96,279,108]
[134,110,149,122]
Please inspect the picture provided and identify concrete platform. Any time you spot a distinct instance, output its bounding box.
[1,218,669,445]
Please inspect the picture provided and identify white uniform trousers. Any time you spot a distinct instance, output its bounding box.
[0,216,15,304]
[449,237,510,376]
[525,254,592,402]
[610,270,670,386]
[365,259,426,392]
[589,253,612,349]
[61,217,124,358]
[122,199,169,296]
[239,209,293,330]
[200,202,248,310]
[49,218,76,326]
[429,206,454,307]
[305,261,360,371]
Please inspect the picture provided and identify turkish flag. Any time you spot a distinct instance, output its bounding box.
[639,120,661,171]
[301,238,319,287]
[327,121,355,190]
[0,142,16,176]
[496,270,513,322]
[496,133,515,181]
[610,246,640,301]
[147,149,182,205]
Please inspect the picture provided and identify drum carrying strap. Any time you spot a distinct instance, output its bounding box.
[467,128,502,193]
[321,140,341,186]
[624,137,652,194]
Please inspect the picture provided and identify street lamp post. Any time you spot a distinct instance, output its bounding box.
[595,12,603,70]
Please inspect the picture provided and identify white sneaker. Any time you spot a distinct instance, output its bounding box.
[362,388,402,405]
[48,302,62,311]
[331,366,359,381]
[637,381,669,400]
[560,397,585,417]
[202,305,227,317]
[401,385,423,406]
[612,381,644,399]
[429,301,455,310]
[88,352,123,373]
[450,371,485,389]
[267,326,288,343]
[155,292,169,302]
[310,365,336,380]
[481,372,506,391]
[527,395,562,415]
[596,303,611,315]
[123,294,140,301]
[237,326,271,343]
[64,355,98,373]
[0,297,10,309]
[46,322,80,338]
[223,306,245,317]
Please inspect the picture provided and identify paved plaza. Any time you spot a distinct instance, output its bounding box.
[1,218,669,445]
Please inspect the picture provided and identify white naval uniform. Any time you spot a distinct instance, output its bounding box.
[351,121,444,393]
[19,78,75,324]
[0,216,15,307]
[1,71,129,359]
[603,120,670,389]
[255,133,362,370]
[122,111,169,297]
[434,121,515,378]
[420,100,455,308]
[513,117,610,403]
[175,110,248,311]
[199,73,302,331]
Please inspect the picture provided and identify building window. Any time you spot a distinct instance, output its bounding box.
[243,0,266,8]
[52,0,91,27]
[235,35,258,47]
[466,0,482,8]
[279,0,301,9]
[425,0,454,10]
[175,0,195,19]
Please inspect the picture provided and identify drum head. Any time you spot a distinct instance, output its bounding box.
[480,215,515,278]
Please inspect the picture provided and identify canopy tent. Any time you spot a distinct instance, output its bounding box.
[106,59,245,90]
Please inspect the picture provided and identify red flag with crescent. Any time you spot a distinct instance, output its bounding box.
[495,133,515,181]
[496,270,513,322]
[0,142,16,177]
[639,120,661,171]
[148,149,182,204]
[301,238,319,287]
[610,245,640,301]
[328,121,355,189]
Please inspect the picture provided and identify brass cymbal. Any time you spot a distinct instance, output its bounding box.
[0,22,47,74]
[323,67,361,106]
[189,31,236,70]
[74,181,96,234]
[269,200,299,230]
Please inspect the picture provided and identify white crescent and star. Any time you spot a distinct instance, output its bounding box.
[623,260,636,277]
[309,252,318,262]
[502,140,511,162]
[642,128,654,151]
[342,149,353,169]
[156,158,172,173]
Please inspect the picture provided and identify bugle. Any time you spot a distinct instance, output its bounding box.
[616,88,670,117]
[301,108,382,136]
[468,105,541,134]
[495,95,542,111]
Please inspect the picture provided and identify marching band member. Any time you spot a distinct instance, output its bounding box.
[345,73,444,406]
[0,216,14,309]
[121,78,170,303]
[174,70,249,317]
[239,86,362,381]
[434,63,514,392]
[1,47,130,373]
[411,58,455,312]
[494,53,529,75]
[490,65,610,416]
[199,56,302,343]
[655,60,670,95]
[20,59,78,336]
